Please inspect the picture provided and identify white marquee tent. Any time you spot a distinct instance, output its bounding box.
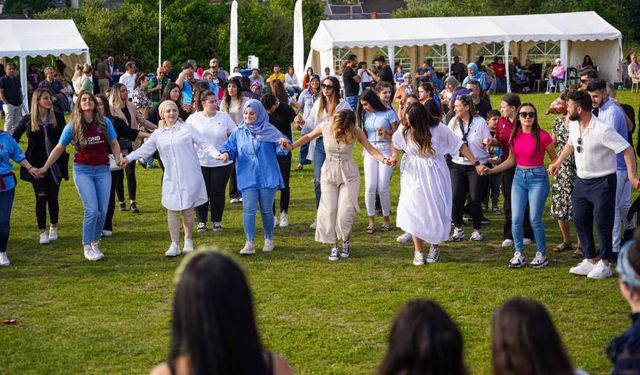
[0,19,90,111]
[307,11,622,92]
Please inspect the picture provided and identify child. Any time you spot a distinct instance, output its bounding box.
[484,109,503,214]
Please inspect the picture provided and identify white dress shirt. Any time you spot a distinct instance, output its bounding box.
[447,115,491,165]
[186,111,236,167]
[119,72,136,100]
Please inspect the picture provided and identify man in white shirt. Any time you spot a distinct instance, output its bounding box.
[549,89,639,280]
[284,67,302,98]
[118,61,136,101]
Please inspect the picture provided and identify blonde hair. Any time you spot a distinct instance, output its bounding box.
[30,89,57,132]
[82,64,93,75]
[331,109,356,144]
[72,64,83,80]
[109,83,128,113]
[158,100,179,128]
[71,91,107,150]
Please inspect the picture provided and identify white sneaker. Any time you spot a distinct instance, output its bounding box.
[91,242,104,260]
[413,251,425,266]
[502,239,514,247]
[469,230,483,241]
[240,241,256,255]
[340,241,350,258]
[263,239,274,252]
[48,227,58,241]
[39,231,49,245]
[426,246,440,264]
[449,227,465,242]
[84,246,99,261]
[0,252,10,266]
[212,222,223,232]
[279,212,289,227]
[329,247,340,261]
[569,259,596,276]
[396,232,412,243]
[523,238,533,245]
[183,238,194,253]
[587,260,612,280]
[230,197,240,204]
[197,222,207,233]
[274,216,279,228]
[545,91,551,95]
[508,251,525,268]
[165,242,181,257]
[309,220,317,229]
[101,230,113,237]
[529,252,549,269]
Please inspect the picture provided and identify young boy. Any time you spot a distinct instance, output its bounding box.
[484,110,503,213]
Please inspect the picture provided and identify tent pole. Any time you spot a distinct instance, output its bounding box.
[560,40,569,82]
[446,44,452,77]
[19,56,28,114]
[388,46,395,71]
[504,40,511,93]
[158,0,162,67]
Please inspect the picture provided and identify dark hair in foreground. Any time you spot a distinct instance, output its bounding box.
[566,89,592,111]
[357,88,389,127]
[378,300,468,375]
[492,297,574,375]
[510,103,542,151]
[404,103,440,156]
[169,251,267,375]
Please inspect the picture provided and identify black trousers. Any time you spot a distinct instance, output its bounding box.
[451,163,487,230]
[196,165,233,223]
[483,171,502,208]
[273,154,292,214]
[502,166,534,240]
[105,169,124,231]
[31,173,61,230]
[229,164,239,199]
[572,173,617,261]
[116,159,137,202]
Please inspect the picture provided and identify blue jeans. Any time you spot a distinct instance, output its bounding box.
[73,164,111,244]
[511,166,549,254]
[496,77,507,92]
[242,187,276,242]
[0,188,15,252]
[299,143,311,165]
[345,95,359,112]
[313,137,326,208]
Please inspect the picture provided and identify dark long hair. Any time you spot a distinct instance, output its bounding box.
[223,77,243,110]
[378,300,468,375]
[510,103,541,152]
[169,251,267,375]
[357,88,389,128]
[404,103,439,156]
[270,79,289,105]
[492,298,574,375]
[161,82,183,106]
[318,76,341,118]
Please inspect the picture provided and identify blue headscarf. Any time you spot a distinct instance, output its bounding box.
[238,99,286,143]
[617,240,640,290]
[463,63,488,91]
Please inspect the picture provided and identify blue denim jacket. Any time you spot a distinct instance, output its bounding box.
[219,126,289,192]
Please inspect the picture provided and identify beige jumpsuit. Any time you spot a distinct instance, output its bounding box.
[315,125,360,244]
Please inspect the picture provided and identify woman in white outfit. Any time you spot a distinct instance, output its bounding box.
[121,101,219,257]
[393,103,486,266]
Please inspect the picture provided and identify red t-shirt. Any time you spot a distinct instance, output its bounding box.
[74,122,109,166]
[492,63,506,78]
[496,117,514,160]
[512,129,553,167]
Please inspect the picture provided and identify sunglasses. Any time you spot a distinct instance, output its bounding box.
[519,111,536,119]
[321,84,334,90]
[576,137,583,153]
[580,79,589,83]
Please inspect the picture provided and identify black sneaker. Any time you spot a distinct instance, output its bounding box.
[118,202,127,211]
[129,202,139,213]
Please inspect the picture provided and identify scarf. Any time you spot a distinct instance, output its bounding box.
[238,99,286,143]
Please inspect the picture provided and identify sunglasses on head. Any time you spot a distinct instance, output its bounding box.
[519,111,536,119]
[576,137,583,153]
[321,84,334,89]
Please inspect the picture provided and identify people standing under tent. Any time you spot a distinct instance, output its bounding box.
[262,94,296,228]
[216,100,290,255]
[357,61,373,92]
[36,91,122,262]
[549,89,639,280]
[220,77,249,204]
[294,76,352,229]
[122,100,219,257]
[94,94,150,237]
[283,110,392,261]
[294,74,320,171]
[357,89,398,233]
[486,103,557,268]
[12,89,69,245]
[372,56,395,98]
[448,95,491,242]
[0,62,23,135]
[184,90,236,233]
[342,54,361,112]
[394,103,486,265]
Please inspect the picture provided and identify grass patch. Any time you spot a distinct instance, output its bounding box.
[1,92,639,374]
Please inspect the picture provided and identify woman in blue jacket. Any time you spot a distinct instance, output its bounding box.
[217,100,290,255]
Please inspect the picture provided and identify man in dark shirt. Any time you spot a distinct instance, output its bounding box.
[0,62,23,134]
[372,56,395,98]
[38,67,63,96]
[465,79,492,119]
[96,56,111,94]
[342,54,360,111]
[416,60,431,84]
[450,56,466,82]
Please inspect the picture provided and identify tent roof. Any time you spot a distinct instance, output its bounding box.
[0,19,89,58]
[310,11,621,50]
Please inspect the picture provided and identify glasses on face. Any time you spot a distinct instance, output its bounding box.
[580,79,589,84]
[576,137,583,153]
[321,84,334,90]
[519,111,536,119]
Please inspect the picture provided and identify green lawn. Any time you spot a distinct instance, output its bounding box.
[1,92,640,374]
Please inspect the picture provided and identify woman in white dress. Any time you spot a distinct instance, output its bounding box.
[392,103,486,266]
[121,100,219,257]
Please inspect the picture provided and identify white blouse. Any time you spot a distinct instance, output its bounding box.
[125,121,219,211]
[447,115,491,165]
[186,111,236,167]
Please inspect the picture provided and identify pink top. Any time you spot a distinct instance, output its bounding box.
[512,129,553,167]
[551,65,565,79]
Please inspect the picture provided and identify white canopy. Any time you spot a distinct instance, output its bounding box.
[0,19,90,111]
[308,11,622,89]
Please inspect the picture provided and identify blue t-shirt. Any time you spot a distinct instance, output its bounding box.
[0,132,26,191]
[182,81,194,105]
[59,117,117,146]
[364,109,397,143]
[597,98,628,171]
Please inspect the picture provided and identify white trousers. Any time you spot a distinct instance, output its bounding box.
[613,170,634,252]
[2,104,22,135]
[363,142,393,216]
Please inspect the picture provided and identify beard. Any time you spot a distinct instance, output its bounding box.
[568,111,580,121]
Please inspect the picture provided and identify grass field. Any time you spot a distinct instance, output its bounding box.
[1,92,640,375]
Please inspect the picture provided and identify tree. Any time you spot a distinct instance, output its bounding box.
[3,0,62,15]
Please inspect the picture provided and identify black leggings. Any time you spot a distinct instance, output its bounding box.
[273,154,291,214]
[451,163,487,230]
[31,173,61,230]
[229,164,239,199]
[105,169,123,231]
[196,165,233,223]
[116,159,136,202]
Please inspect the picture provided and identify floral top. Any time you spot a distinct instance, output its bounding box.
[552,116,575,168]
[132,88,150,110]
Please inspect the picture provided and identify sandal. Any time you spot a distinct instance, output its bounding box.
[381,224,391,232]
[572,245,584,258]
[366,225,375,234]
[553,242,572,253]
